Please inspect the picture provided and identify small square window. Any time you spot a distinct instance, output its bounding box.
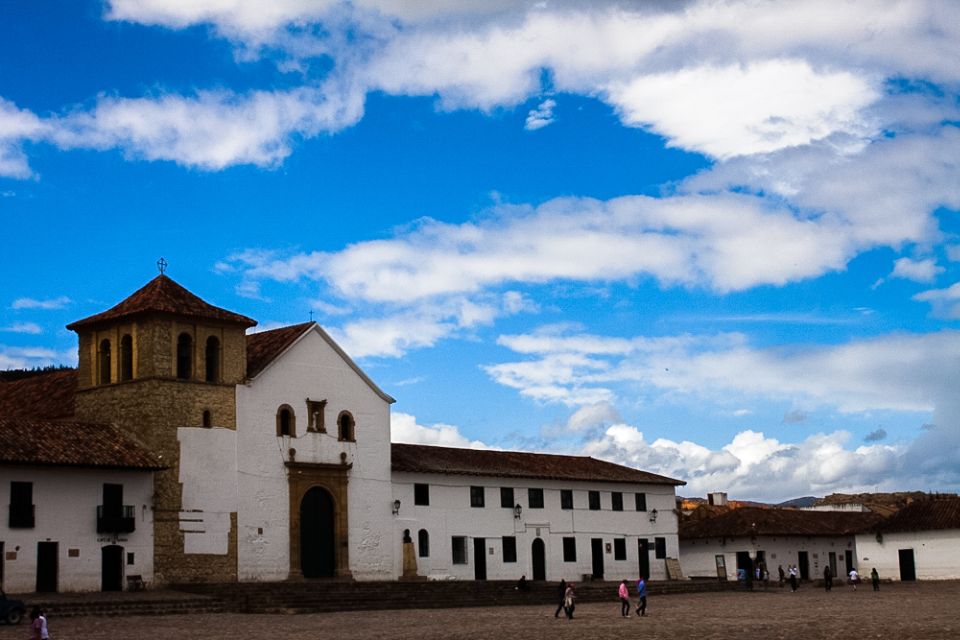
[503,536,517,563]
[414,483,430,506]
[452,537,468,564]
[588,490,601,510]
[528,488,544,509]
[562,537,577,562]
[500,487,514,509]
[560,489,573,510]
[127,552,135,565]
[614,538,626,560]
[635,492,647,512]
[655,537,667,559]
[470,486,485,508]
[612,492,623,511]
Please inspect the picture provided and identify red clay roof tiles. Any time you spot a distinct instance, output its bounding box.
[875,497,960,533]
[0,369,76,420]
[246,322,314,379]
[679,506,882,539]
[66,275,256,330]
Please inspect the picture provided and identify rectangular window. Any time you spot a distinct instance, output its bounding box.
[635,492,647,512]
[502,536,517,563]
[9,481,34,528]
[560,489,573,510]
[614,538,627,561]
[528,488,544,509]
[611,492,623,511]
[588,490,601,511]
[414,483,430,506]
[562,537,577,562]
[655,537,667,559]
[470,486,485,508]
[452,537,468,564]
[500,487,514,509]
[306,399,327,432]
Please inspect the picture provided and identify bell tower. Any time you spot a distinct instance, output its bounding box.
[67,268,256,584]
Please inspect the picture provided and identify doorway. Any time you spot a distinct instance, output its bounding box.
[829,552,837,578]
[797,551,809,581]
[531,538,546,580]
[36,542,58,592]
[898,548,916,581]
[300,487,335,578]
[844,549,854,573]
[637,539,650,580]
[591,538,604,580]
[474,538,487,580]
[101,545,124,591]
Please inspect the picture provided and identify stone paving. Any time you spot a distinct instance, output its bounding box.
[1,580,956,640]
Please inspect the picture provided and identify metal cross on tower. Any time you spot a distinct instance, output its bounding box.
[157,257,168,274]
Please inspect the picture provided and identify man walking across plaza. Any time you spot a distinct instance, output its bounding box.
[635,576,648,617]
[871,568,880,591]
[824,565,833,591]
[849,567,859,591]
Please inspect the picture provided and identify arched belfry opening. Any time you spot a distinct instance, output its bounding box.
[176,333,193,379]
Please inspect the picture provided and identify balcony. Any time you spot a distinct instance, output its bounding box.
[8,503,35,528]
[97,505,136,534]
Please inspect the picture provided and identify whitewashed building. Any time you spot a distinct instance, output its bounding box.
[854,498,960,581]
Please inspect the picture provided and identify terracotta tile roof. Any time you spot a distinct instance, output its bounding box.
[67,275,256,331]
[0,369,77,420]
[391,443,685,485]
[875,497,960,533]
[679,506,882,539]
[0,418,164,470]
[246,322,315,378]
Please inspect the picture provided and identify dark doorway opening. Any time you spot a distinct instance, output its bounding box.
[300,487,335,578]
[898,548,916,581]
[829,552,837,578]
[797,551,809,581]
[637,539,650,580]
[591,538,604,580]
[531,538,546,581]
[844,549,854,573]
[101,545,124,591]
[736,551,753,582]
[473,538,487,580]
[36,542,58,592]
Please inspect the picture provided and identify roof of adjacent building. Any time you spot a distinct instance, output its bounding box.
[66,274,256,330]
[246,322,315,379]
[874,497,960,533]
[391,443,685,486]
[0,369,76,420]
[0,418,164,470]
[679,506,883,539]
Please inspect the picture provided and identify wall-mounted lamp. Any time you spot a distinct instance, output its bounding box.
[514,504,523,519]
[649,508,658,523]
[392,499,401,516]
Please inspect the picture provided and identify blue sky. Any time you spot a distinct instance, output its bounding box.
[2,1,959,501]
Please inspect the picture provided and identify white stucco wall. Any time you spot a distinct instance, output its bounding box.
[392,473,679,582]
[0,467,154,593]
[856,529,960,581]
[236,327,394,581]
[681,535,858,581]
[178,427,238,555]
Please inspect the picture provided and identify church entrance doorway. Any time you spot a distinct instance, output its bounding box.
[531,538,546,580]
[300,487,336,578]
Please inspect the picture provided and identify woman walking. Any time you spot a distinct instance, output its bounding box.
[618,579,631,617]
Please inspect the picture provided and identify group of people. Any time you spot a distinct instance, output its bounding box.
[553,577,648,620]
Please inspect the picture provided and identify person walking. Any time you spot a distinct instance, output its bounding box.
[618,580,631,617]
[635,576,648,617]
[789,564,798,592]
[554,579,567,618]
[823,565,833,591]
[563,583,576,620]
[849,567,859,591]
[871,567,880,591]
[29,608,48,640]
[778,564,785,587]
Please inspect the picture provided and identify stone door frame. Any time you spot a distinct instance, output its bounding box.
[286,461,352,579]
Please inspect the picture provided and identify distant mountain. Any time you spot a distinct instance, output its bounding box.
[777,496,820,508]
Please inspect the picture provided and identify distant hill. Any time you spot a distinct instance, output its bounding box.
[777,496,819,508]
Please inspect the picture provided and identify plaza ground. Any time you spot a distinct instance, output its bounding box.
[1,580,956,640]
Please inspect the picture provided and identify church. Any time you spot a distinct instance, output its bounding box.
[0,274,684,592]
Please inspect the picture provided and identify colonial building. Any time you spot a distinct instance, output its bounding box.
[0,274,684,591]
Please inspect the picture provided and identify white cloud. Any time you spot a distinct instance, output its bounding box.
[0,322,42,335]
[0,346,77,370]
[524,98,556,131]
[11,296,72,310]
[913,282,960,318]
[565,402,620,432]
[390,411,488,448]
[891,257,944,283]
[0,98,46,178]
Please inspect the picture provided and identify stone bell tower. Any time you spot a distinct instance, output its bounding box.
[67,269,256,584]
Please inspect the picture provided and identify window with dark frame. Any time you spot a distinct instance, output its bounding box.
[500,487,514,509]
[614,538,627,560]
[277,406,295,437]
[612,492,623,511]
[502,536,517,563]
[562,537,577,562]
[9,481,34,528]
[414,483,430,506]
[418,529,430,558]
[470,486,485,508]
[452,536,468,564]
[655,537,667,559]
[528,488,544,509]
[588,490,601,510]
[338,411,355,441]
[635,492,647,512]
[560,489,573,510]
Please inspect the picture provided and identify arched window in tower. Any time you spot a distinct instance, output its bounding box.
[176,333,193,380]
[205,336,221,383]
[277,405,296,437]
[119,334,133,381]
[337,411,355,442]
[98,339,111,385]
